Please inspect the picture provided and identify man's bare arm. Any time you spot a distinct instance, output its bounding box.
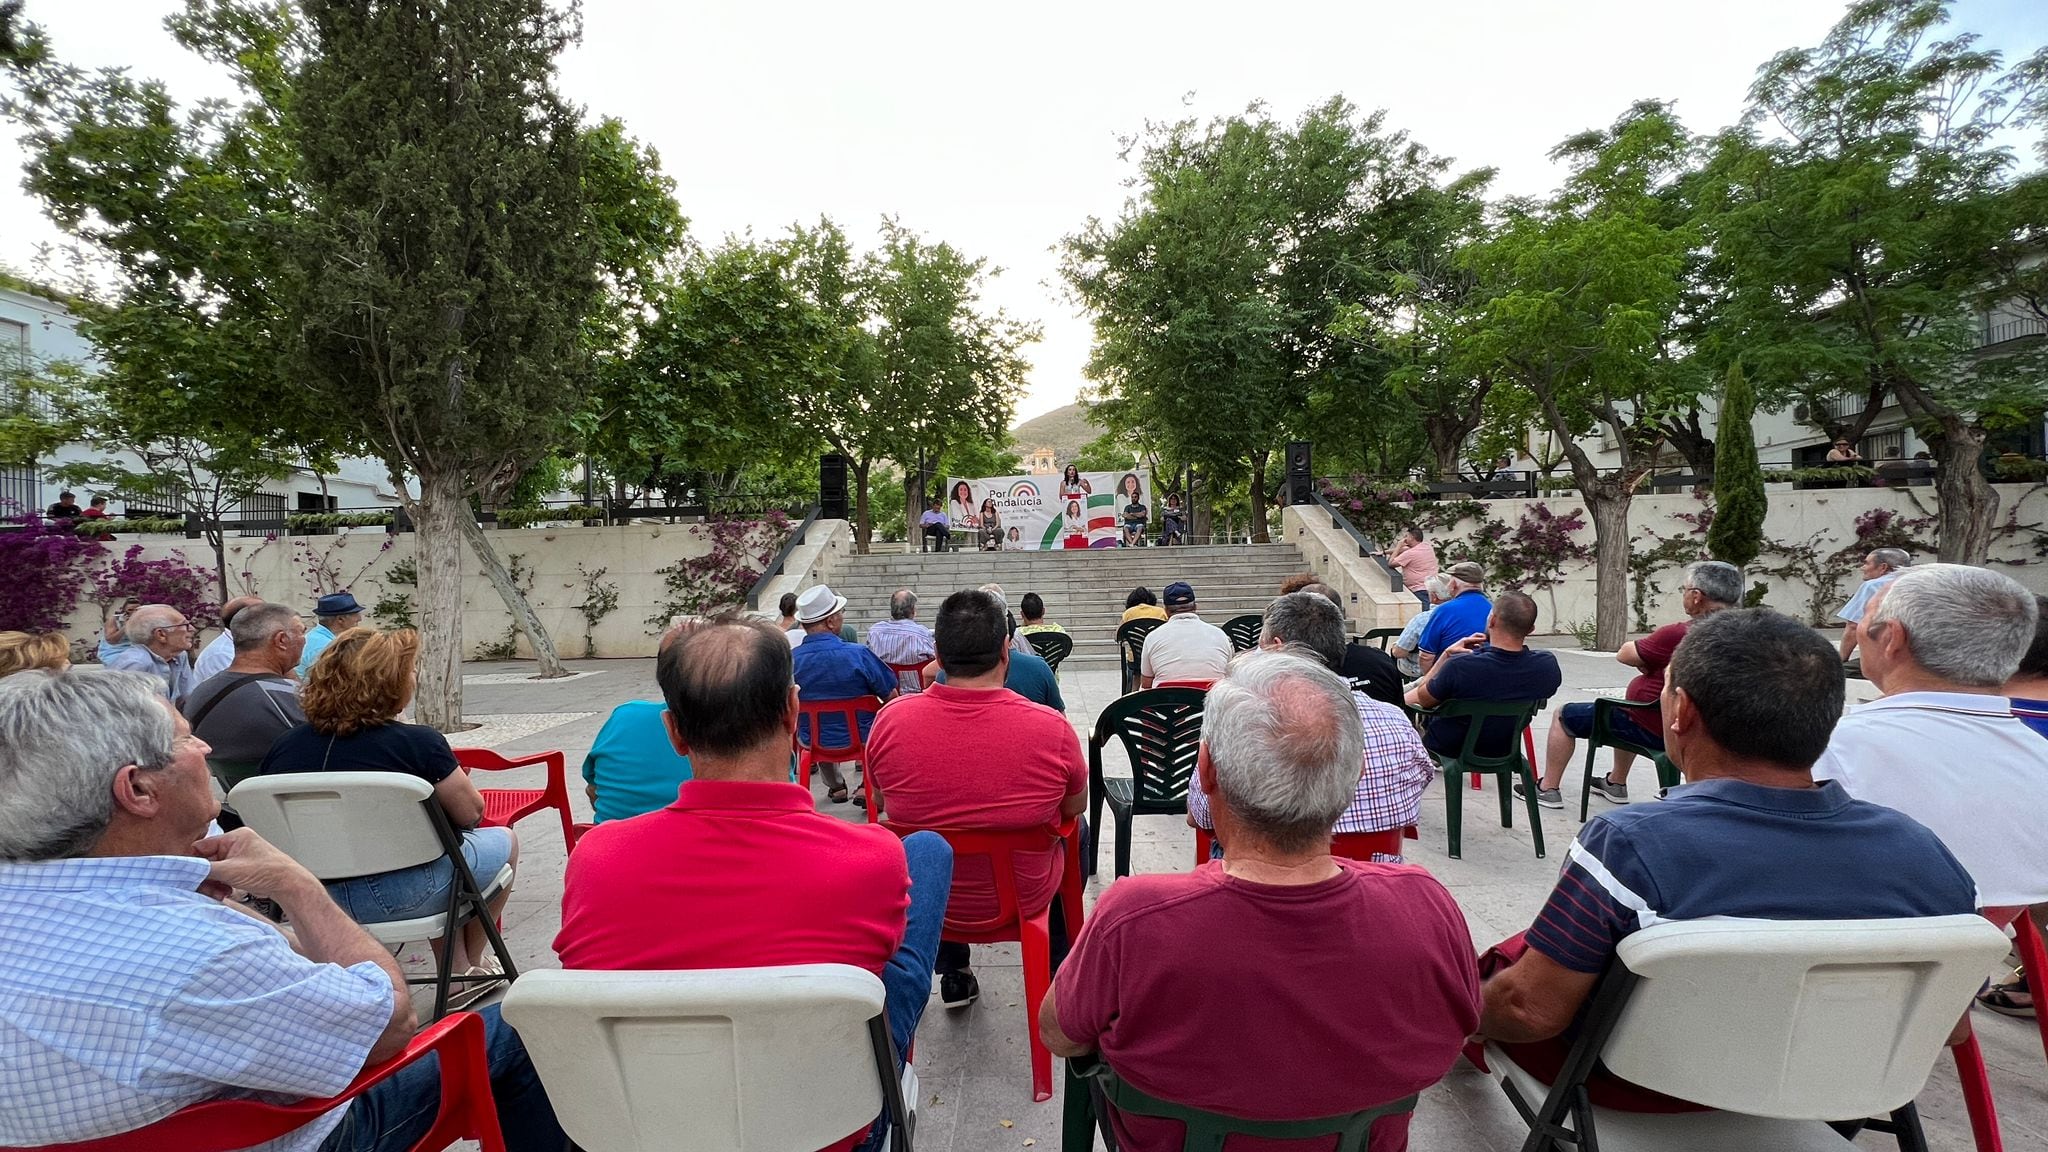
[1479,948,1599,1045]
[1037,986,1093,1059]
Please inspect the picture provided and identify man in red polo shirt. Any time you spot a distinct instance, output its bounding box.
[556,615,951,1151]
[864,588,1087,1010]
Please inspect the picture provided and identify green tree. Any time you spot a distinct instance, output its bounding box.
[1706,362,1767,568]
[291,0,602,727]
[1696,0,2048,563]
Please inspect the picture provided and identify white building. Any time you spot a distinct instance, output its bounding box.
[0,282,401,519]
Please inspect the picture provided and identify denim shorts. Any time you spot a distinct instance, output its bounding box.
[325,825,515,924]
[1557,701,1664,750]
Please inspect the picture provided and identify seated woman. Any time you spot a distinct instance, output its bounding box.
[259,627,517,982]
[978,496,1003,551]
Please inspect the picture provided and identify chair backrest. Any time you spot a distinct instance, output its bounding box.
[1221,613,1263,652]
[1330,828,1406,860]
[228,772,444,880]
[795,695,883,757]
[883,660,929,694]
[1026,630,1073,672]
[1115,617,1163,652]
[1090,687,1206,812]
[1360,627,1402,651]
[1430,698,1542,767]
[882,820,1064,934]
[1601,916,2009,1118]
[500,965,894,1152]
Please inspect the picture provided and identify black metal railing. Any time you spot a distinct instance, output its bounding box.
[746,502,821,611]
[1310,489,1402,593]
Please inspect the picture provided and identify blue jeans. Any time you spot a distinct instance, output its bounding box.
[857,830,953,1152]
[1413,589,1431,607]
[1557,701,1665,749]
[319,1003,565,1152]
[325,826,515,924]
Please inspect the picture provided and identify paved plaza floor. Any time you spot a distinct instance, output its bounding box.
[454,642,2047,1152]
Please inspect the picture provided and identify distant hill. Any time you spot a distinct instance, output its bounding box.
[1009,402,1102,464]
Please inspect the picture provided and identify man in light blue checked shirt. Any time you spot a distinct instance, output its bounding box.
[0,669,567,1152]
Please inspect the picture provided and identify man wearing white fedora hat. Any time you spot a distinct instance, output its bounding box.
[791,585,898,804]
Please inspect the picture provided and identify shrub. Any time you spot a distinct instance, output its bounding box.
[0,517,107,632]
[92,545,220,630]
[1707,363,1767,568]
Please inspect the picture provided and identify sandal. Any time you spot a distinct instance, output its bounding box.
[1977,977,2035,1018]
[827,786,849,804]
[850,789,867,810]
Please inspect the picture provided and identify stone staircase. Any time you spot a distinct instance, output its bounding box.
[826,544,1315,665]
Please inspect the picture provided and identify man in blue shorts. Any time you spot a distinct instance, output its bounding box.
[1415,561,1492,673]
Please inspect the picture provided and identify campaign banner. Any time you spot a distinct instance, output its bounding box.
[944,470,1152,550]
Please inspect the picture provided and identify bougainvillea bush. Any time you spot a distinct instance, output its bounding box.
[645,512,793,631]
[92,546,221,631]
[0,516,107,632]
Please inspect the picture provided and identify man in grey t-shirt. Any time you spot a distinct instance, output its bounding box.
[182,602,309,766]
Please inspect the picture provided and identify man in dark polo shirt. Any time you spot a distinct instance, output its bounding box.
[1407,590,1562,758]
[1477,610,1977,1106]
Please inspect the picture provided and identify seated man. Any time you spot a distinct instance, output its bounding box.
[865,589,937,694]
[1406,590,1562,761]
[192,595,264,683]
[1837,547,1909,666]
[790,584,898,804]
[919,500,951,552]
[1298,580,1404,710]
[1188,593,1434,862]
[927,585,1066,711]
[1041,650,1479,1151]
[867,589,1086,1010]
[182,601,309,772]
[1533,560,1741,809]
[1414,562,1492,673]
[580,620,697,823]
[0,669,565,1152]
[1138,581,1232,688]
[1389,575,1452,680]
[557,616,948,1152]
[1477,609,1977,1107]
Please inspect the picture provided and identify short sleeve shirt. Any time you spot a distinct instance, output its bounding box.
[182,673,307,764]
[1837,572,1900,624]
[1423,645,1562,757]
[1620,620,1688,729]
[1526,779,1977,974]
[1416,590,1492,657]
[1386,543,1439,591]
[1054,861,1479,1152]
[1139,614,1232,684]
[258,721,458,784]
[580,700,693,824]
[790,632,898,748]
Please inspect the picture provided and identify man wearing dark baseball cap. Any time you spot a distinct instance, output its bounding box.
[296,591,365,678]
[1139,581,1232,689]
[1415,562,1491,674]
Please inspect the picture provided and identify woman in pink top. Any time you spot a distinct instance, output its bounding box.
[1378,527,1439,606]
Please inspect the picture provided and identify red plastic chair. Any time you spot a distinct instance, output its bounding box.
[794,695,883,792]
[1953,1028,2003,1152]
[884,659,932,694]
[1195,824,1418,867]
[880,816,1084,1103]
[1472,727,1540,791]
[569,821,594,849]
[2013,907,2048,1067]
[1155,678,1215,690]
[16,1010,506,1152]
[456,747,575,852]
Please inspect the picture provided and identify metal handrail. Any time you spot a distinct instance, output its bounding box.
[745,502,821,611]
[1310,489,1401,593]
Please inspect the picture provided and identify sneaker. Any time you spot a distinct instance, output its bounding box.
[1589,775,1630,805]
[939,970,979,1010]
[1513,779,1563,809]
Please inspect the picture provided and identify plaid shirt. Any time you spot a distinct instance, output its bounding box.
[0,854,395,1152]
[1188,692,1434,861]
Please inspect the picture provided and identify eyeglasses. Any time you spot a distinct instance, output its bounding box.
[159,622,194,632]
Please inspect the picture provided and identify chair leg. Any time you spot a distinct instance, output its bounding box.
[798,750,813,792]
[1518,759,1547,859]
[1020,912,1055,1103]
[1085,781,1103,879]
[1579,737,1602,822]
[1497,770,1514,829]
[1953,1030,2004,1152]
[432,932,453,1021]
[1446,769,1464,860]
[1469,771,1482,790]
[1113,810,1134,878]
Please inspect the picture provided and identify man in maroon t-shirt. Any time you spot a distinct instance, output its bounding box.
[865,588,1086,1011]
[556,616,952,1152]
[1040,650,1479,1152]
[1532,560,1742,808]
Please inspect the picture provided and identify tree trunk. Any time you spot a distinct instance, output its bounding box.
[1249,452,1270,544]
[410,468,467,731]
[1424,418,1463,480]
[460,508,567,677]
[1587,493,1632,651]
[1928,419,1999,564]
[904,469,919,553]
[852,458,871,554]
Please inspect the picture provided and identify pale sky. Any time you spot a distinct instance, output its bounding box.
[5,1,2042,422]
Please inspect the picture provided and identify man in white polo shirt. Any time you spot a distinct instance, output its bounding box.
[1814,563,2048,917]
[1138,581,1232,689]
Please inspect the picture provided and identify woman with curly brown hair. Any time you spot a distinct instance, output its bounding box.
[258,627,517,982]
[0,631,71,678]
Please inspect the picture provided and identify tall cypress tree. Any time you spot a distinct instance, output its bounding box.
[1706,361,1767,570]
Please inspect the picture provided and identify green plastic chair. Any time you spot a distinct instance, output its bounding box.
[1061,1053,1418,1152]
[1576,696,1683,821]
[1028,630,1074,675]
[1361,626,1403,651]
[1115,617,1163,695]
[1087,687,1206,878]
[1419,698,1547,860]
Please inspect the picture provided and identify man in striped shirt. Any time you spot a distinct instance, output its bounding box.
[1476,610,1976,1108]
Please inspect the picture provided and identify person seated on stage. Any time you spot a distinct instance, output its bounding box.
[1188,593,1435,863]
[1042,649,1479,1152]
[1406,591,1561,761]
[1159,492,1186,545]
[978,497,1003,551]
[789,585,898,805]
[581,620,699,824]
[1389,575,1452,680]
[1016,592,1065,638]
[1297,580,1404,711]
[1477,610,1977,1110]
[865,589,938,694]
[919,500,951,552]
[1121,586,1167,625]
[0,669,568,1152]
[1531,560,1742,810]
[867,589,1086,1011]
[1122,496,1148,546]
[1138,582,1231,689]
[557,614,949,1152]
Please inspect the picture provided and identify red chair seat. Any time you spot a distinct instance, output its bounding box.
[795,696,883,793]
[457,748,575,853]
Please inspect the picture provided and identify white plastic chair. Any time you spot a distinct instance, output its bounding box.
[500,965,913,1152]
[228,771,518,1019]
[1487,915,2010,1152]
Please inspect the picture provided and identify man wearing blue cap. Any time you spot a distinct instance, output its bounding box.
[1139,581,1232,689]
[296,592,366,678]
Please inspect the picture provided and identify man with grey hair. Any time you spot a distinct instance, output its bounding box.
[1390,573,1454,679]
[182,602,309,770]
[1533,560,1744,808]
[865,587,936,694]
[1300,580,1404,709]
[1040,650,1479,1147]
[191,594,264,683]
[0,670,569,1151]
[1837,547,1911,665]
[1816,564,2048,916]
[102,603,198,704]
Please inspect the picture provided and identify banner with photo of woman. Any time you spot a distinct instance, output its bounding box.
[944,469,1152,550]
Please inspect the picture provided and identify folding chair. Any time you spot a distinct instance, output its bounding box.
[1026,631,1073,675]
[1575,697,1680,821]
[1416,698,1546,859]
[13,1011,506,1152]
[456,747,576,852]
[230,772,519,1020]
[1061,1053,1416,1152]
[881,818,1083,1103]
[1486,916,2010,1152]
[1089,687,1206,878]
[795,695,883,793]
[1222,613,1264,652]
[502,965,914,1152]
[1115,618,1162,695]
